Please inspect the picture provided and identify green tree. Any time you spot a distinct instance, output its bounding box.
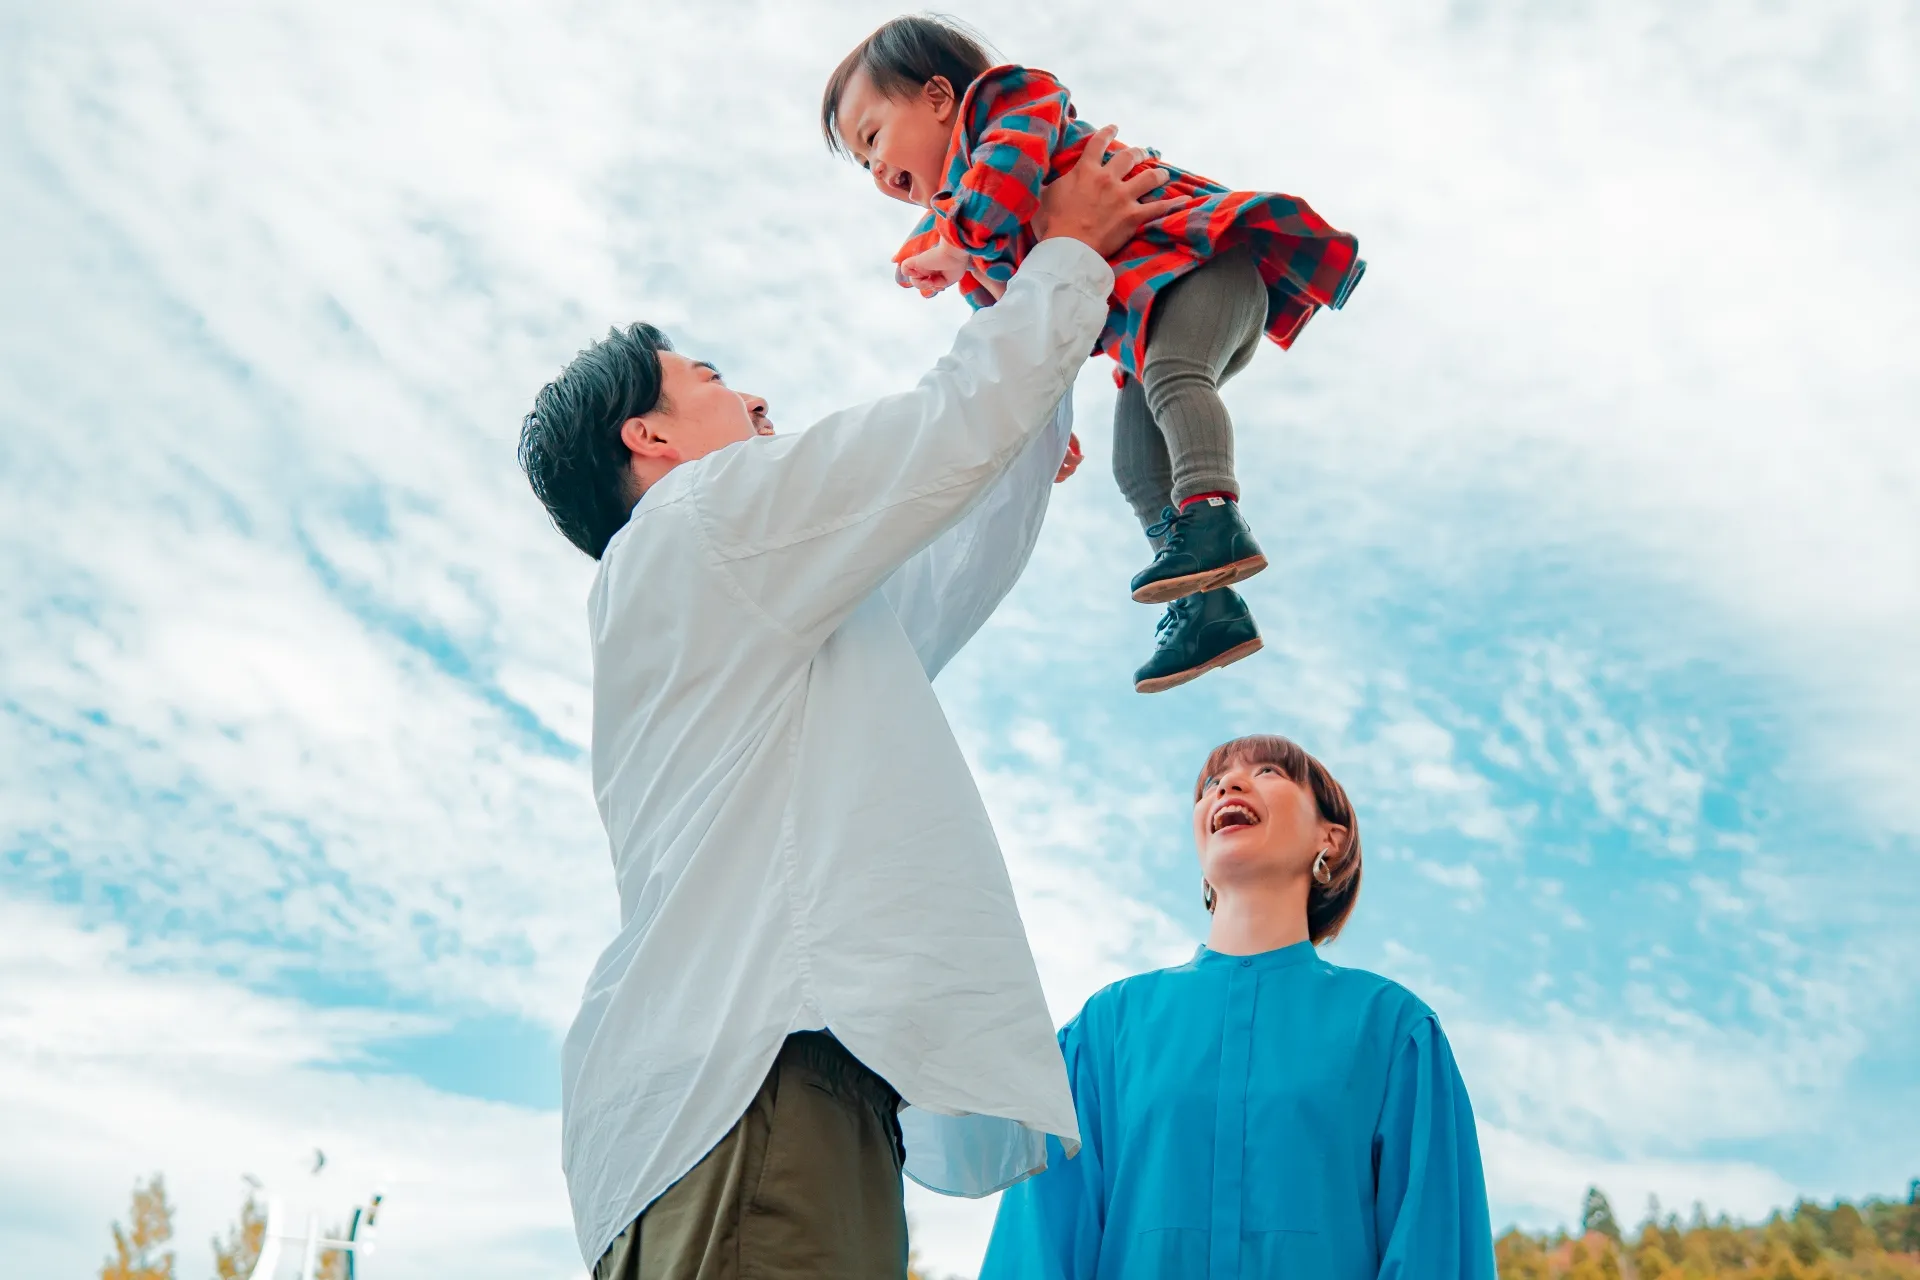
[1829,1202,1879,1257]
[1634,1221,1678,1280]
[1582,1187,1623,1244]
[100,1174,175,1280]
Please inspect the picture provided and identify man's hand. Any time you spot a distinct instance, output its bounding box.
[901,241,971,294]
[1031,125,1181,259]
[1053,432,1083,484]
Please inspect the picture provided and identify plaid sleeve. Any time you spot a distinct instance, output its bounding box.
[893,211,942,293]
[930,69,1071,282]
[891,213,998,309]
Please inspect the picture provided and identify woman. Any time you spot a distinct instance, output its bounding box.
[980,735,1497,1280]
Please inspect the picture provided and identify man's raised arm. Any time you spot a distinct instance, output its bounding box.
[881,393,1074,680]
[688,130,1175,648]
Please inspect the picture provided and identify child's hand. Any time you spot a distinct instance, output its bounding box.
[1054,432,1083,484]
[901,241,971,294]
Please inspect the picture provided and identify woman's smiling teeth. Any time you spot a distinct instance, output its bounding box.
[1211,801,1258,833]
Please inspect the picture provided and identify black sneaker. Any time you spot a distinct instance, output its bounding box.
[1130,498,1268,605]
[1134,587,1263,694]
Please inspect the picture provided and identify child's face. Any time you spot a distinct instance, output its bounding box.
[835,68,958,209]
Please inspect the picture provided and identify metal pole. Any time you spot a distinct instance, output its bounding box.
[246,1198,285,1280]
[299,1209,320,1280]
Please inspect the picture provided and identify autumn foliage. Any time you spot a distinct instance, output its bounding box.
[1497,1185,1920,1280]
[101,1174,176,1280]
[100,1170,1917,1279]
[100,1176,346,1280]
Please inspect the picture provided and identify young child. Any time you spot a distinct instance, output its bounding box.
[822,15,1364,694]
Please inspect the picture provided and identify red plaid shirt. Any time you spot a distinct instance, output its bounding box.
[894,65,1364,384]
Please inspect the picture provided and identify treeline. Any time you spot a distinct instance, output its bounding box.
[99,1174,341,1280]
[1497,1184,1920,1280]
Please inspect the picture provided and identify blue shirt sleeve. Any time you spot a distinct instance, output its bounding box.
[980,1016,1106,1280]
[1372,1014,1499,1280]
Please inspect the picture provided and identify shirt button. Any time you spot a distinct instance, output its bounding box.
[1240,959,1252,968]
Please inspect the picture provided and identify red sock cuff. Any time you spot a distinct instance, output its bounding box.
[1178,490,1238,510]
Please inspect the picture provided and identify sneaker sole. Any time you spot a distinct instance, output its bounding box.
[1130,555,1269,605]
[1134,636,1265,694]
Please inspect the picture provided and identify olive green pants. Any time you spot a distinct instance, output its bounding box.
[592,1032,909,1280]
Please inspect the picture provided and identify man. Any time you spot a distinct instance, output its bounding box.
[518,130,1175,1279]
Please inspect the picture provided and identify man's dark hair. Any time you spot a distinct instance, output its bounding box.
[518,323,671,560]
[821,13,996,155]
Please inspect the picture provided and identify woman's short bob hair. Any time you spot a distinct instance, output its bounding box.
[1195,734,1363,944]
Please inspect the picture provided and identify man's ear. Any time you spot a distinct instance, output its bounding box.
[620,415,677,463]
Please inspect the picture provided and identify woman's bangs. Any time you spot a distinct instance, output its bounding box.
[1194,735,1311,799]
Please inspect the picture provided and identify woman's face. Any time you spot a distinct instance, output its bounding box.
[1193,757,1332,890]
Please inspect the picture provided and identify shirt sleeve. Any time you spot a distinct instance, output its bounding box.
[688,238,1112,648]
[878,390,1072,679]
[979,1016,1106,1280]
[1372,1015,1499,1280]
[930,77,1072,283]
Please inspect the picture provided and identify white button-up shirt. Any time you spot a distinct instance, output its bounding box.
[559,239,1115,1266]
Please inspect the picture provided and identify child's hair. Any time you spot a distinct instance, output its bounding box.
[1195,734,1364,944]
[820,13,997,155]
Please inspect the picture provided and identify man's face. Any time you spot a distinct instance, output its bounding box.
[836,68,957,209]
[623,353,772,473]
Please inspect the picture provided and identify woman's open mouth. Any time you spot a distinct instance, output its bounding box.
[1210,801,1259,833]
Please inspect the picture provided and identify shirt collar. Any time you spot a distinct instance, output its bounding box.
[1191,939,1317,972]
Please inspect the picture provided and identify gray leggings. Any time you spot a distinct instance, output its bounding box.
[1112,245,1269,529]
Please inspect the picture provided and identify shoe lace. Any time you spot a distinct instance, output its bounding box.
[1152,595,1199,646]
[1143,505,1189,544]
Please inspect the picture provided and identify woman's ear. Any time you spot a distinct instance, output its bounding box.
[1322,823,1353,861]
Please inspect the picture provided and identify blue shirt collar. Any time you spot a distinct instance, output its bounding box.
[1191,939,1318,972]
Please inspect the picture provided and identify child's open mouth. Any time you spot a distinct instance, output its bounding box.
[891,170,913,198]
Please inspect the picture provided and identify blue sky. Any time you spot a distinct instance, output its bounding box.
[1,1,1915,1276]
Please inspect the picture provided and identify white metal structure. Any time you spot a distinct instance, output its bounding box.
[246,1188,385,1280]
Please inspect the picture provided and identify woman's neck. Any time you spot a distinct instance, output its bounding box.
[1206,877,1311,956]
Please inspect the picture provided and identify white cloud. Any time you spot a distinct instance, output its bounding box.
[1481,1125,1796,1233]
[0,899,579,1280]
[1416,859,1486,898]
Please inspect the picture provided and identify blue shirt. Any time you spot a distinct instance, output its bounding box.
[980,941,1498,1280]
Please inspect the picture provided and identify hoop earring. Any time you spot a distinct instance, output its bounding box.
[1202,881,1216,912]
[1312,848,1332,886]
